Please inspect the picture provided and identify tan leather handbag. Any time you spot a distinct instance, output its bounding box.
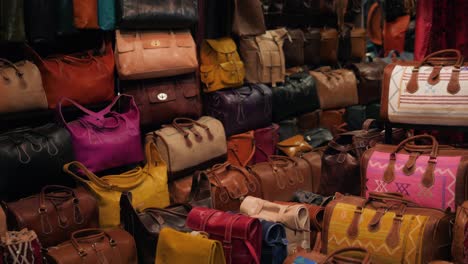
[277,135,313,157]
[115,30,198,80]
[148,116,227,181]
[240,196,310,254]
[309,68,358,109]
[240,28,287,86]
[320,28,338,65]
[73,0,98,29]
[453,201,468,263]
[0,59,47,113]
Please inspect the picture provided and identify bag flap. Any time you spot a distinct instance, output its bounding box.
[219,61,244,71]
[205,38,237,54]
[141,32,172,49]
[144,80,177,104]
[116,30,136,53]
[174,31,195,47]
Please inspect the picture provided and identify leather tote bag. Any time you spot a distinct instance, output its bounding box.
[0,229,42,264]
[186,207,262,264]
[381,49,468,126]
[45,228,137,264]
[309,68,358,110]
[116,0,198,29]
[227,131,256,167]
[148,116,227,181]
[115,30,197,80]
[0,59,47,113]
[5,186,98,247]
[24,0,56,44]
[232,0,266,36]
[322,192,453,263]
[253,124,279,164]
[272,71,320,122]
[121,73,202,127]
[73,0,99,28]
[277,135,313,158]
[320,28,338,65]
[284,247,372,264]
[345,61,387,104]
[453,201,468,263]
[59,95,143,173]
[64,140,170,228]
[283,29,305,67]
[240,28,287,86]
[260,220,287,264]
[361,135,468,212]
[120,192,191,264]
[26,42,115,109]
[98,0,115,30]
[0,124,74,202]
[303,28,321,66]
[155,228,226,264]
[57,0,76,35]
[0,0,26,42]
[204,84,273,136]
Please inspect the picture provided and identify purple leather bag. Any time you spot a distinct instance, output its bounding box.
[58,94,144,172]
[252,124,279,164]
[204,84,272,137]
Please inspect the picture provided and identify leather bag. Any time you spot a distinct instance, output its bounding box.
[453,201,468,263]
[260,220,287,264]
[148,116,227,181]
[227,131,256,167]
[5,186,98,247]
[319,108,348,137]
[58,95,143,173]
[116,0,198,29]
[120,192,191,264]
[115,30,197,80]
[26,42,115,109]
[98,0,115,30]
[278,118,300,141]
[24,0,56,43]
[240,28,288,86]
[232,0,266,36]
[64,140,171,228]
[0,229,42,264]
[240,196,311,254]
[303,128,333,148]
[283,29,305,67]
[0,0,26,42]
[298,110,321,130]
[155,228,226,264]
[56,0,76,35]
[168,174,198,205]
[73,0,99,28]
[204,84,273,136]
[277,135,313,158]
[121,73,202,127]
[309,68,358,110]
[292,191,335,206]
[322,192,453,263]
[200,38,245,92]
[346,61,387,104]
[186,207,262,264]
[253,124,279,164]
[0,124,74,202]
[350,27,367,61]
[361,135,468,212]
[0,59,47,113]
[303,28,321,66]
[320,28,338,65]
[284,247,372,264]
[272,71,320,122]
[45,228,137,264]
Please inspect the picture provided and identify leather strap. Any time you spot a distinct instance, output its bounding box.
[171,118,214,147]
[223,214,241,264]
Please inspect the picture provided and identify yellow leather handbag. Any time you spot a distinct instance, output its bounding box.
[63,140,170,228]
[155,228,226,264]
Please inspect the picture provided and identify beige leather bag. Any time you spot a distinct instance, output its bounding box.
[147,116,227,182]
[0,59,47,113]
[240,28,287,86]
[240,196,310,254]
[115,30,198,80]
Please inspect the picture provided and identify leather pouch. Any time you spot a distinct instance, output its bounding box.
[303,128,333,148]
[277,135,313,157]
[227,131,256,167]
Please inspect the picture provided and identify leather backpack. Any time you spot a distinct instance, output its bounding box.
[232,0,266,36]
[283,29,305,67]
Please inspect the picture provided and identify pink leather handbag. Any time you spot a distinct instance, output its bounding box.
[58,94,144,172]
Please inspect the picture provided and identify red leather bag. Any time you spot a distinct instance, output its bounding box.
[186,207,262,264]
[252,124,279,164]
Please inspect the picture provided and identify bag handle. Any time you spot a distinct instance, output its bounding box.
[70,229,119,258]
[145,140,165,170]
[324,247,371,263]
[406,49,464,94]
[171,118,214,147]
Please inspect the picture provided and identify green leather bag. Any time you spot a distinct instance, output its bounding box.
[98,0,115,30]
[0,0,26,42]
[57,0,77,35]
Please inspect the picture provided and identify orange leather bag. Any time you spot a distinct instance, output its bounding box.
[73,0,99,29]
[227,131,255,167]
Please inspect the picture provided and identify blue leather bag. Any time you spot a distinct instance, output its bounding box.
[261,220,288,264]
[98,0,115,30]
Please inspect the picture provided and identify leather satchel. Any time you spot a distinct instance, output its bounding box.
[73,0,99,28]
[24,0,56,43]
[5,186,98,247]
[240,28,288,86]
[272,71,320,122]
[227,131,256,167]
[0,59,47,113]
[200,38,245,92]
[453,201,468,263]
[283,29,305,67]
[204,84,273,136]
[304,28,321,66]
[116,0,198,29]
[277,135,313,158]
[148,116,227,181]
[320,28,338,65]
[284,247,372,264]
[121,73,202,128]
[0,0,26,42]
[0,124,74,202]
[309,68,358,110]
[260,220,287,264]
[346,61,387,104]
[253,124,279,164]
[0,229,42,264]
[115,30,198,80]
[186,207,262,264]
[120,192,191,264]
[58,95,143,173]
[45,228,137,264]
[322,192,453,263]
[232,0,266,36]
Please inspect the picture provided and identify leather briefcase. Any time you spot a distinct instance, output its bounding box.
[253,124,279,164]
[120,192,191,264]
[121,73,202,128]
[453,201,468,263]
[24,0,56,43]
[322,192,453,263]
[277,135,313,158]
[148,117,227,181]
[0,0,26,42]
[346,61,387,104]
[283,29,305,67]
[320,28,338,65]
[227,131,255,167]
[0,59,47,113]
[115,30,198,80]
[5,186,98,247]
[284,247,372,264]
[45,228,138,264]
[232,0,266,36]
[260,220,287,264]
[73,0,99,28]
[186,207,262,264]
[204,84,273,136]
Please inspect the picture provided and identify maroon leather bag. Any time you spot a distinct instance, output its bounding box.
[186,207,262,264]
[252,124,279,164]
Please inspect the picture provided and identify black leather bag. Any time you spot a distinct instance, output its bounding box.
[204,84,273,137]
[0,0,26,42]
[303,128,333,148]
[272,71,320,122]
[117,0,198,29]
[260,220,287,264]
[0,124,74,201]
[120,192,191,264]
[24,0,57,43]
